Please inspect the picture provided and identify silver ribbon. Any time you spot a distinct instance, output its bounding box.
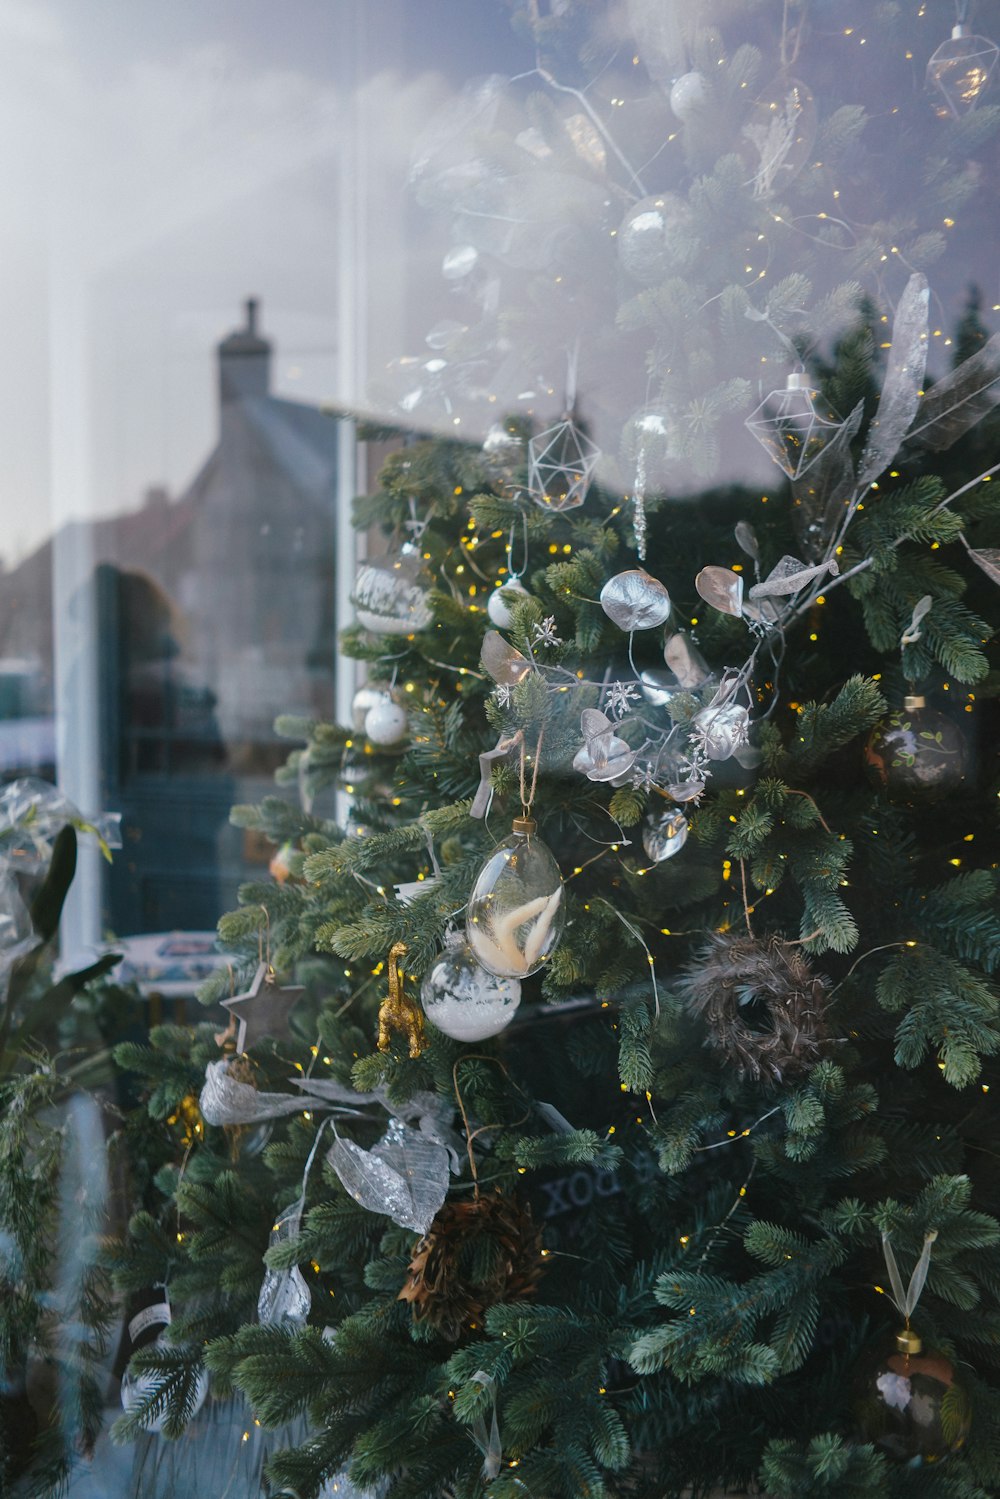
[881,1228,938,1319]
[469,1370,502,1480]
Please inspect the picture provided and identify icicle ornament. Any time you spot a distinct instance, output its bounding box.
[466,817,565,978]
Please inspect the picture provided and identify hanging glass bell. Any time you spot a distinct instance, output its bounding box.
[927,25,999,118]
[466,816,566,978]
[353,543,433,635]
[421,929,521,1040]
[527,418,601,512]
[745,373,841,479]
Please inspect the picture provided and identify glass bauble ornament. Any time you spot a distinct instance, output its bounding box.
[351,684,383,732]
[365,695,409,747]
[421,929,521,1041]
[642,808,688,863]
[466,816,565,978]
[854,1327,971,1465]
[617,193,693,285]
[927,25,999,118]
[670,71,708,121]
[527,418,601,512]
[742,77,817,198]
[121,1337,209,1433]
[864,697,969,803]
[487,577,530,627]
[354,544,433,635]
[746,373,841,479]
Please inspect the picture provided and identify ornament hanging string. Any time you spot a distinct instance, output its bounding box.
[519,729,544,820]
[452,1055,531,1200]
[882,1229,938,1327]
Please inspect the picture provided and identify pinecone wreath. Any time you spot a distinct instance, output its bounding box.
[398,1191,546,1341]
[679,932,831,1085]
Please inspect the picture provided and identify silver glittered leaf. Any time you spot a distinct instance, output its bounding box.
[748,554,837,600]
[734,521,760,561]
[200,1060,313,1127]
[900,594,933,646]
[961,534,1000,585]
[327,1119,449,1235]
[859,272,929,484]
[258,1203,311,1328]
[695,566,744,617]
[481,631,531,686]
[664,633,711,689]
[907,332,1000,452]
[599,569,671,630]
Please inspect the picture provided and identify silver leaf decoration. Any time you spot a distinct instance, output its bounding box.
[572,710,636,783]
[900,593,933,646]
[664,633,711,689]
[327,1119,450,1235]
[258,1202,311,1328]
[470,734,519,820]
[600,569,672,630]
[859,272,930,485]
[695,566,744,617]
[481,631,531,685]
[734,521,760,561]
[748,554,838,600]
[663,780,706,803]
[791,400,865,561]
[200,1060,314,1127]
[907,332,1000,453]
[961,533,1000,585]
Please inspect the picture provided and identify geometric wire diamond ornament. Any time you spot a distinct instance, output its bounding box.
[527,417,601,512]
[926,25,999,118]
[745,372,841,480]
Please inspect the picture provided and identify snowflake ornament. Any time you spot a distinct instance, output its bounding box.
[532,616,562,648]
[606,680,640,719]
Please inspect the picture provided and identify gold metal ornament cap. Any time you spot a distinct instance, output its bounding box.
[512,815,537,836]
[896,1327,923,1355]
[903,694,926,711]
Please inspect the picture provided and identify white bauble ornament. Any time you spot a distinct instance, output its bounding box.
[351,685,382,733]
[466,816,565,978]
[364,695,409,747]
[120,1340,209,1433]
[421,930,521,1041]
[670,70,708,120]
[487,578,530,627]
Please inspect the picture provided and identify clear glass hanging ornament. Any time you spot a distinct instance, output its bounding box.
[353,542,433,635]
[527,417,601,513]
[926,24,999,118]
[421,928,521,1040]
[745,372,841,479]
[466,816,565,978]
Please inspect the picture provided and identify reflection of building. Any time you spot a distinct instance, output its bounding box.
[1,301,338,933]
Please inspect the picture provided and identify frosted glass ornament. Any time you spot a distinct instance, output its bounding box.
[121,1339,209,1433]
[487,578,530,627]
[746,373,841,479]
[642,808,689,863]
[927,25,999,118]
[466,817,565,978]
[617,193,693,285]
[351,685,382,732]
[365,695,409,747]
[353,543,432,635]
[670,70,708,120]
[421,930,521,1040]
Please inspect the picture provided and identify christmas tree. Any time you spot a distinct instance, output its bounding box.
[78,2,1000,1496]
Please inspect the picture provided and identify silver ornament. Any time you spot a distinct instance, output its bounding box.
[572,708,636,784]
[442,243,479,279]
[421,931,521,1041]
[600,569,672,631]
[617,193,693,285]
[364,696,409,747]
[487,577,530,627]
[642,808,689,862]
[258,1204,311,1328]
[327,1118,450,1236]
[640,668,677,708]
[669,70,708,120]
[527,418,601,512]
[692,702,751,761]
[353,544,432,635]
[694,565,744,619]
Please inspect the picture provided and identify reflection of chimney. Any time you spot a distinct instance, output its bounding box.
[217,297,271,405]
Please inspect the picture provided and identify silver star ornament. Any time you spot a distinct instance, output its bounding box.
[221,962,305,1053]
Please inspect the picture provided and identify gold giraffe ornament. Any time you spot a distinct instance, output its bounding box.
[377,942,426,1059]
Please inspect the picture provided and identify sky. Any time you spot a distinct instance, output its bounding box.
[0,0,524,566]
